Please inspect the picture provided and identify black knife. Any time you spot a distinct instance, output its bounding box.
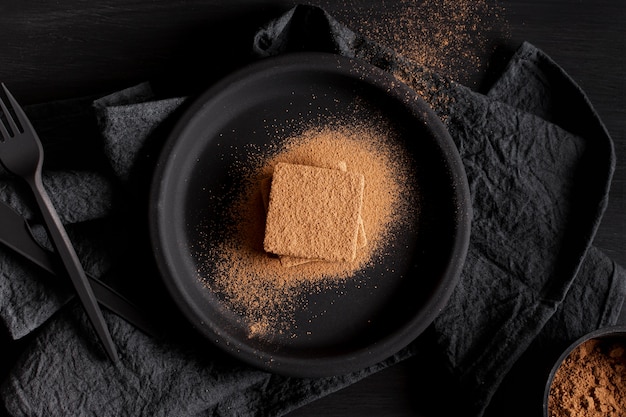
[0,200,161,338]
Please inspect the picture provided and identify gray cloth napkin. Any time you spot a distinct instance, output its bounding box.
[1,5,625,417]
[253,7,626,415]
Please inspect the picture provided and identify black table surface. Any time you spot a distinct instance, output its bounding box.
[1,1,624,416]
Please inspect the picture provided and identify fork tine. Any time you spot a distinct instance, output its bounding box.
[1,84,28,135]
[0,89,13,139]
[0,84,23,136]
[0,110,10,140]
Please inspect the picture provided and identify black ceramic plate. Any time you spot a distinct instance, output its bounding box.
[150,52,471,377]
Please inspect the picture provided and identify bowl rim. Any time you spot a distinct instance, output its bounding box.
[543,325,626,416]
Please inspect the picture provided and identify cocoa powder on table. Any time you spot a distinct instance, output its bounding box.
[548,338,626,417]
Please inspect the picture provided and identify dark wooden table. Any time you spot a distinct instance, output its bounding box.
[1,1,624,416]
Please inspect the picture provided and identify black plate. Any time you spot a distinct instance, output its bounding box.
[149,52,471,377]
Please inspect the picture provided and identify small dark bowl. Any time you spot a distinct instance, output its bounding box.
[543,325,626,416]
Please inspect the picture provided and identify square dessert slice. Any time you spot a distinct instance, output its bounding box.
[260,162,367,267]
[263,162,365,262]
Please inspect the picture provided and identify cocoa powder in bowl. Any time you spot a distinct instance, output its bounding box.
[545,327,626,417]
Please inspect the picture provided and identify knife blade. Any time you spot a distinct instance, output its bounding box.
[0,200,161,338]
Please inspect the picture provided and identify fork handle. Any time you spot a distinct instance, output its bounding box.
[26,174,119,362]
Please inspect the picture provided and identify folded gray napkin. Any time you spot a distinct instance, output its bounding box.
[1,5,625,417]
[252,6,626,415]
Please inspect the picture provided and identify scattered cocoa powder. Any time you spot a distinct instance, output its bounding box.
[196,119,418,339]
[548,338,626,417]
[314,0,509,84]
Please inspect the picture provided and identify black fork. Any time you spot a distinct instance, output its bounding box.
[0,83,118,362]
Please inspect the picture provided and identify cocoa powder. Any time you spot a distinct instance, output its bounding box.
[196,120,418,338]
[315,0,509,84]
[548,338,626,417]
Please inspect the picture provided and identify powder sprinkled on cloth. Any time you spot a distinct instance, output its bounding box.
[196,120,418,338]
[315,0,509,84]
